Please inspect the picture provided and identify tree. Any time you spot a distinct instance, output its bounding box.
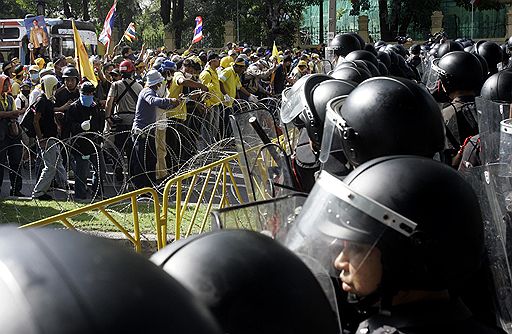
[372,0,441,41]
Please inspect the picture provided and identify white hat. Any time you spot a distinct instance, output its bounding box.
[145,69,164,87]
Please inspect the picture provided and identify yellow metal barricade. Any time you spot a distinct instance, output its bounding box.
[160,154,245,247]
[20,130,298,253]
[20,188,161,253]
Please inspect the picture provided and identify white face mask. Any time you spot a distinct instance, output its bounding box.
[184,72,193,79]
[166,74,173,81]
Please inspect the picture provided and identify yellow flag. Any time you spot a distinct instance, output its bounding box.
[72,20,97,87]
[272,41,280,63]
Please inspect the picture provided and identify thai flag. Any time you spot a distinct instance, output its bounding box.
[192,16,203,44]
[124,22,136,42]
[98,0,116,47]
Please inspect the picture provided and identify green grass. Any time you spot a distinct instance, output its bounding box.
[0,199,212,236]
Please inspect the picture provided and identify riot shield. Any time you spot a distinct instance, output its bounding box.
[211,193,307,236]
[476,97,511,165]
[318,96,353,177]
[421,57,438,90]
[230,109,295,201]
[280,74,331,124]
[461,164,512,333]
[321,59,334,74]
[210,193,342,333]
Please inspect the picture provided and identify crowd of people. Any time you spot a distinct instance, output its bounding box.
[3,28,512,333]
[0,42,328,201]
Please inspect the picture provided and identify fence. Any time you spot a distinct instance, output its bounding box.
[20,127,299,252]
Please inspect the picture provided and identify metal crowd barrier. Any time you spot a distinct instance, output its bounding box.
[20,129,300,253]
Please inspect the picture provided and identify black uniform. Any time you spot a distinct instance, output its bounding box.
[357,299,503,334]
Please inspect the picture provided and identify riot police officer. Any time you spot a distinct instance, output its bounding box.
[433,51,483,165]
[284,156,502,333]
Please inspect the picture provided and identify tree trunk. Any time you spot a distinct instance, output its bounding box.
[389,0,400,40]
[398,14,411,37]
[63,0,72,18]
[82,0,90,21]
[171,0,184,48]
[378,0,391,41]
[160,0,170,25]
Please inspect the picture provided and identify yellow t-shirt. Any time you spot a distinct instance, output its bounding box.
[219,66,241,107]
[167,71,187,120]
[199,65,222,107]
[11,79,20,97]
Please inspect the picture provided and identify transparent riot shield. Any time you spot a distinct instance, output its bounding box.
[230,109,295,201]
[421,57,438,91]
[476,97,511,165]
[461,164,512,333]
[321,59,334,74]
[317,96,353,177]
[210,193,342,333]
[211,193,307,236]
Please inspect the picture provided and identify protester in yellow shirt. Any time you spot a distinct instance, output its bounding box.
[218,56,257,138]
[166,57,208,170]
[199,53,223,145]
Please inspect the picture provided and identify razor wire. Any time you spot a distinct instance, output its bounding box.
[0,92,284,239]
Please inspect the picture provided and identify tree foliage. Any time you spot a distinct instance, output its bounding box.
[374,0,441,41]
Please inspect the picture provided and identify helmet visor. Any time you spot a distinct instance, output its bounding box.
[283,171,417,282]
[280,75,312,124]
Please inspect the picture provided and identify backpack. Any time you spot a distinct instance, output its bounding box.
[20,99,38,138]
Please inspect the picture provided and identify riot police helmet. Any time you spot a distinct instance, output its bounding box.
[305,79,358,147]
[475,41,503,73]
[329,33,361,57]
[330,65,371,83]
[0,227,222,334]
[377,62,389,76]
[348,32,366,49]
[280,74,331,124]
[328,77,445,166]
[284,156,484,301]
[377,51,391,68]
[62,66,79,78]
[433,51,483,93]
[374,40,387,49]
[345,50,379,67]
[409,43,421,55]
[364,43,378,56]
[481,69,512,103]
[151,229,341,334]
[436,40,464,59]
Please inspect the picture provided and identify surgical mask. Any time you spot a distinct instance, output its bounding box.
[80,94,94,107]
[166,74,173,81]
[30,73,39,82]
[184,72,193,79]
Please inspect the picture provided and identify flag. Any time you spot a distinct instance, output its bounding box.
[192,16,203,44]
[72,20,97,87]
[272,41,280,63]
[98,0,116,47]
[123,22,136,42]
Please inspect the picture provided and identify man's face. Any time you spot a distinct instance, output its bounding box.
[333,240,382,297]
[298,65,307,73]
[210,58,220,69]
[64,77,78,91]
[234,64,246,74]
[55,59,67,72]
